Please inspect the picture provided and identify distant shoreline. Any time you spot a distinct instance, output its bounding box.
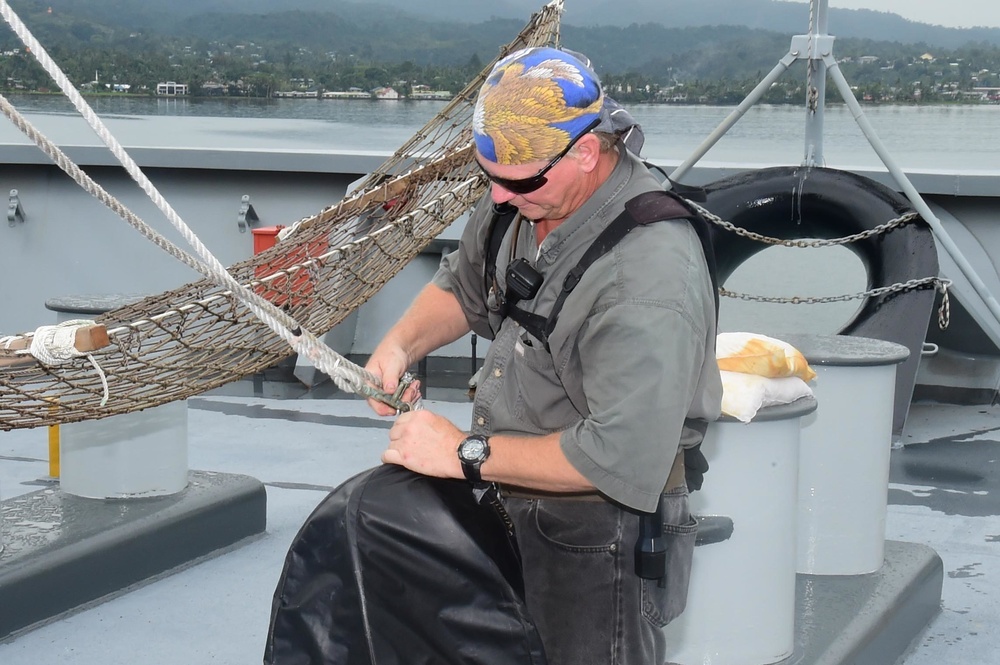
[6,91,997,109]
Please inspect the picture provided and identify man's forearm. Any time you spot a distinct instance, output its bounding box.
[384,412,594,496]
[482,432,595,493]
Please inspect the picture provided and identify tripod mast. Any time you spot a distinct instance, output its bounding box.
[667,0,1000,334]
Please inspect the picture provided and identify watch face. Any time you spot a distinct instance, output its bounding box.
[460,439,486,462]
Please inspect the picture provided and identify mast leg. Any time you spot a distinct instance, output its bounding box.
[824,59,1000,329]
[668,52,797,184]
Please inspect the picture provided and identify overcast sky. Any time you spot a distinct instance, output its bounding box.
[788,1,1000,29]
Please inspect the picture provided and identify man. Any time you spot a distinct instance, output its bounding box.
[365,47,722,665]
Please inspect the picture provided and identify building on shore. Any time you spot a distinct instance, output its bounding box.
[273,90,319,98]
[156,82,188,96]
[409,84,452,100]
[320,88,371,99]
[372,86,399,100]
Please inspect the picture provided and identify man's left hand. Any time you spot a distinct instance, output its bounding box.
[683,443,710,492]
[383,410,465,479]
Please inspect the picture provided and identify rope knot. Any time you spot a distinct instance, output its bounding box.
[29,320,111,406]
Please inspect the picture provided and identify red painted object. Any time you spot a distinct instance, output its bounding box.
[252,225,322,309]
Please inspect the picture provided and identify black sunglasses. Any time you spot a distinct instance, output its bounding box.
[476,118,602,195]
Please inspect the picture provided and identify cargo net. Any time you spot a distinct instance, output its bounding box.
[0,1,565,430]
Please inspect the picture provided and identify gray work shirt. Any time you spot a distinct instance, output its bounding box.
[432,149,722,512]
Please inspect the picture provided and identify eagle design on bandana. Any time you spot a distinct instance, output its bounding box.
[473,48,604,166]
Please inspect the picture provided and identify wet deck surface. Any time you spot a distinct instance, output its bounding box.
[0,393,997,664]
[886,403,1000,664]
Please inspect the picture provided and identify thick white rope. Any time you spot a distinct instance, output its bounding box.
[0,0,380,399]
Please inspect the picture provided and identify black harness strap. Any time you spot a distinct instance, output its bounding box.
[485,190,719,351]
[484,202,519,306]
[641,161,709,203]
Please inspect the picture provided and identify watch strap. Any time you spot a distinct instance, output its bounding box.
[462,460,484,484]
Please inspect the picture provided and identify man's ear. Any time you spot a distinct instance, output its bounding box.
[574,133,603,172]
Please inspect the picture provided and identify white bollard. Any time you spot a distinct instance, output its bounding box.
[663,398,815,665]
[57,403,188,498]
[784,334,908,576]
[46,295,189,499]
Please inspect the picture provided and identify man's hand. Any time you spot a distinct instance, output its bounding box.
[364,345,421,416]
[383,410,465,479]
[683,443,710,492]
[362,283,471,415]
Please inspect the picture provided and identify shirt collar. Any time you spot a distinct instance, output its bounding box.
[535,145,636,263]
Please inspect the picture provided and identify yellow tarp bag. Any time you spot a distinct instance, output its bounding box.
[716,332,817,382]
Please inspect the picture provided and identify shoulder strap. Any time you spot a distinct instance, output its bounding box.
[641,161,708,202]
[483,202,519,305]
[506,189,716,351]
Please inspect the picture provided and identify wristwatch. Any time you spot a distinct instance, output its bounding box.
[457,434,491,486]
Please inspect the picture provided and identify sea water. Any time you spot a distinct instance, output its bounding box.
[7,94,1000,171]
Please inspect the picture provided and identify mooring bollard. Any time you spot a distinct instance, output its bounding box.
[782,333,909,576]
[663,397,816,665]
[45,295,189,499]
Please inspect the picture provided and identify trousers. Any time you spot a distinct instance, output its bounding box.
[503,486,696,665]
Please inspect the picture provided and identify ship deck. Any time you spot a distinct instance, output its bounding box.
[0,382,997,665]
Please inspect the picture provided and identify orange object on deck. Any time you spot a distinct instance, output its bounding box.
[252,225,284,255]
[252,226,323,309]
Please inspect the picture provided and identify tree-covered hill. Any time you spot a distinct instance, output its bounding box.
[3,0,999,104]
[10,0,1000,49]
[18,0,1000,49]
[8,0,997,77]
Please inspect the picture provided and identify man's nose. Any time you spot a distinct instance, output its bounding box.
[490,182,517,204]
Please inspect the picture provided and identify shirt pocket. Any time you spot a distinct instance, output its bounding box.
[510,333,568,429]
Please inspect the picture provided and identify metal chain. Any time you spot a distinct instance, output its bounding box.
[689,200,921,248]
[937,281,951,330]
[720,276,953,329]
[686,200,952,329]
